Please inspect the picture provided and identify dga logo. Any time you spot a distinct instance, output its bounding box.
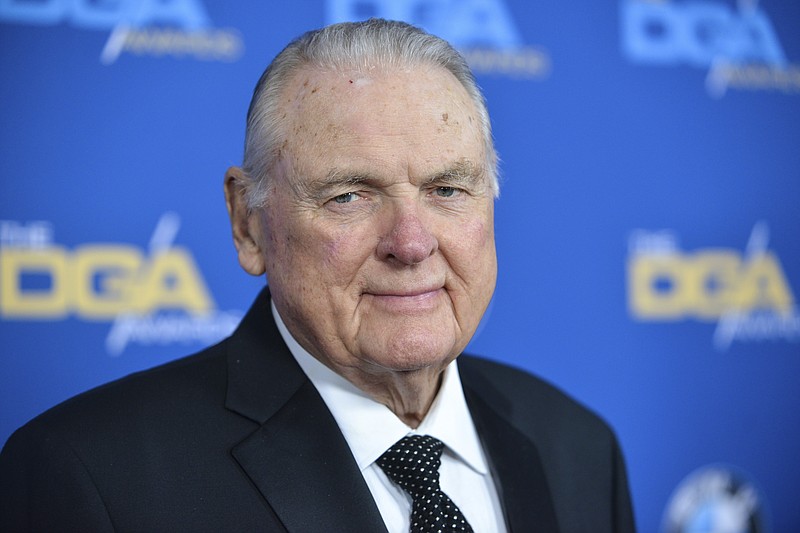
[663,465,769,533]
[326,0,551,78]
[621,0,800,97]
[0,0,243,65]
[627,222,799,350]
[0,214,241,355]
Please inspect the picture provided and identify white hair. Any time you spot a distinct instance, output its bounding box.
[241,18,498,208]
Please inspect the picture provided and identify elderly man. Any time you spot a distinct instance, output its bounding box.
[0,19,635,533]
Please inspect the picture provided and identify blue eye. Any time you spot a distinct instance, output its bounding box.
[333,192,358,204]
[435,187,457,198]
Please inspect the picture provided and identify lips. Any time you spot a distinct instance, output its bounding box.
[364,287,445,313]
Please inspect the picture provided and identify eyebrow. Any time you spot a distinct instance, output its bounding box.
[421,159,487,190]
[301,170,376,200]
[305,159,488,197]
[318,170,374,189]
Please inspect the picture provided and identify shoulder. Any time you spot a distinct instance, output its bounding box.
[458,355,636,532]
[458,354,617,446]
[0,340,241,530]
[56,340,226,419]
[3,339,233,457]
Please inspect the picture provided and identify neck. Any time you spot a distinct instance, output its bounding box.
[337,365,446,428]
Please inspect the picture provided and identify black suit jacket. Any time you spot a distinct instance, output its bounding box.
[0,289,635,532]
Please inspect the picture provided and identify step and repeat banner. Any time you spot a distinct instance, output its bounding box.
[1,1,798,531]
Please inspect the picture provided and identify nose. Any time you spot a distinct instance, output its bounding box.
[377,201,438,265]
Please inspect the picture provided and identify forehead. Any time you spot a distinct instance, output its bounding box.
[278,63,485,179]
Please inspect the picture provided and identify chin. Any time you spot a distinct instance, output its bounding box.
[368,329,459,373]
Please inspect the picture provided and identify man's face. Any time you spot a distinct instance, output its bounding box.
[253,64,497,379]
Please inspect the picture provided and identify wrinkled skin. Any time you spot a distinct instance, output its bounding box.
[225,64,497,426]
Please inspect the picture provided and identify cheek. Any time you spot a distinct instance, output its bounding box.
[445,215,497,292]
[315,225,375,280]
[323,234,348,265]
[457,216,495,259]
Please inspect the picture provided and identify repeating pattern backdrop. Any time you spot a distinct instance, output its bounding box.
[1,1,798,531]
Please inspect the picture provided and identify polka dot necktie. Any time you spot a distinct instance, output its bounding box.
[377,434,474,533]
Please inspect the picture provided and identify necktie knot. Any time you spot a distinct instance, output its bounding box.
[377,434,443,497]
[377,435,473,533]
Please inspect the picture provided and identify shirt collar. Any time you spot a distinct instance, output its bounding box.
[271,301,489,475]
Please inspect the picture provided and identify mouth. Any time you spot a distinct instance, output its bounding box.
[364,287,445,313]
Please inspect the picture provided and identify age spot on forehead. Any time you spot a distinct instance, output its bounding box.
[350,77,373,88]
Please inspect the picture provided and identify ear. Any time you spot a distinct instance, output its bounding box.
[224,167,266,276]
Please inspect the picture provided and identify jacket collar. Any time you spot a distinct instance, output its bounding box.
[224,288,559,532]
[461,359,561,533]
[224,287,388,532]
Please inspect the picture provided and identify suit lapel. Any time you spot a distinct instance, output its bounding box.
[462,368,561,533]
[231,380,387,532]
[225,288,387,532]
[224,290,560,531]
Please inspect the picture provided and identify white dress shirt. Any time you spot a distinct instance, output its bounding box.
[271,303,507,532]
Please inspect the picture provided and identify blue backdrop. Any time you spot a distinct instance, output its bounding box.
[1,1,798,531]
